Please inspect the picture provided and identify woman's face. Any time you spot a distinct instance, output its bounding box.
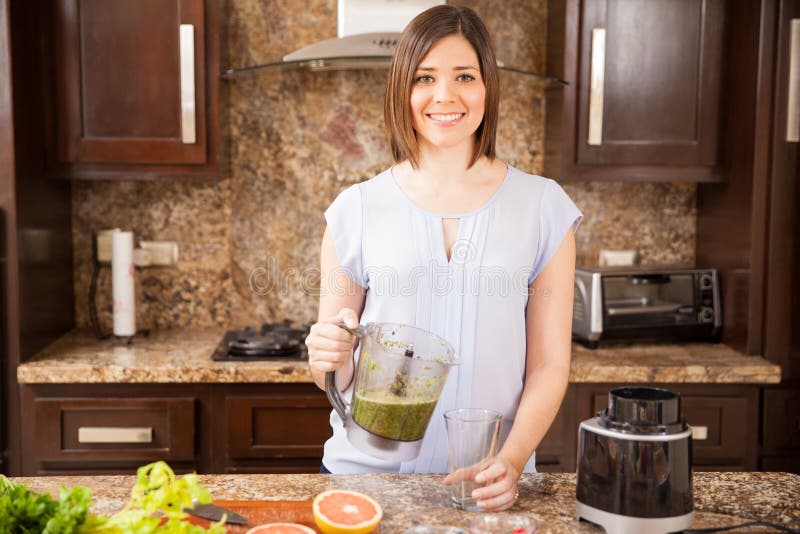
[409,35,486,153]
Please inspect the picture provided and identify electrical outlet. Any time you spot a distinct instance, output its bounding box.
[139,241,179,267]
[599,249,638,267]
[95,228,120,264]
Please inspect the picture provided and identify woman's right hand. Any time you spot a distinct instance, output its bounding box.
[305,307,360,374]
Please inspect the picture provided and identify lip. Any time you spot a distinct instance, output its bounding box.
[425,112,466,126]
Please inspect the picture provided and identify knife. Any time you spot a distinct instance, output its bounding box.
[186,502,249,525]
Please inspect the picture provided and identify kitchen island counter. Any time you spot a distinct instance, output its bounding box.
[16,328,781,384]
[14,471,800,533]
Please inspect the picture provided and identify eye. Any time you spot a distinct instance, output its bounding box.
[457,73,476,82]
[415,74,434,84]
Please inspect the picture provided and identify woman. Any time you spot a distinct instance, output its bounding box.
[305,4,581,512]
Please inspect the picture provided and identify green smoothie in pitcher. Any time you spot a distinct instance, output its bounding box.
[351,389,437,441]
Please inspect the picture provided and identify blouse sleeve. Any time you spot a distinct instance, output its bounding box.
[324,184,368,288]
[529,179,583,284]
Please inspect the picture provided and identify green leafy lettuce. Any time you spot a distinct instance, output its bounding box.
[0,476,91,533]
[81,461,225,533]
[0,461,224,534]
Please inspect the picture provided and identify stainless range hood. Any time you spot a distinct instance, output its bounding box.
[281,32,401,71]
[221,0,565,86]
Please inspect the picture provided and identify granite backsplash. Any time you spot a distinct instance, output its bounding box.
[72,0,696,330]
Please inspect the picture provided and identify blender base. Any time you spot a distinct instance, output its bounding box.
[576,501,693,534]
[347,422,422,462]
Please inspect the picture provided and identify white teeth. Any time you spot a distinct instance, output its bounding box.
[429,113,463,121]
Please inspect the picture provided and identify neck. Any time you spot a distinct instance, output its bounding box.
[415,137,481,184]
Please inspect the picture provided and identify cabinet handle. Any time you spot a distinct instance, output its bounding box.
[787,19,799,142]
[179,24,196,144]
[587,28,606,146]
[78,426,153,444]
[691,425,708,441]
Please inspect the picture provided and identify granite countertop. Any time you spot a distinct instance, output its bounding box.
[14,472,800,533]
[16,329,781,384]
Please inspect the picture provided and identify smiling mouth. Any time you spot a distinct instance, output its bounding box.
[426,113,465,124]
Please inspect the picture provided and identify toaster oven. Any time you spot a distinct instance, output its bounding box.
[572,267,721,347]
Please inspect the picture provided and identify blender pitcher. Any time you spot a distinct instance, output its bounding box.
[325,323,459,462]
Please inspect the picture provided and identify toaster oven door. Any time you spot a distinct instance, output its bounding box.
[601,273,715,340]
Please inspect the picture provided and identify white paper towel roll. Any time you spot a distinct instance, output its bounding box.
[112,231,136,337]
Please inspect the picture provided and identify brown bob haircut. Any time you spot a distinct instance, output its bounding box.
[384,5,500,169]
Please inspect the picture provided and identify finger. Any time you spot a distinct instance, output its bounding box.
[308,354,351,373]
[474,482,517,512]
[309,361,344,373]
[308,350,352,369]
[338,307,359,329]
[476,490,516,512]
[472,477,515,502]
[474,459,507,485]
[320,308,359,328]
[312,322,356,343]
[445,466,475,485]
[308,350,350,364]
[306,335,353,353]
[319,314,349,325]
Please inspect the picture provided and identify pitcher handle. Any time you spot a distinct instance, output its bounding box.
[324,372,348,420]
[324,323,366,421]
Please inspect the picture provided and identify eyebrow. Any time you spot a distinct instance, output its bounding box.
[416,65,479,71]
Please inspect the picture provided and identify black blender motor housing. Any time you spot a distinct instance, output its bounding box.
[577,386,693,520]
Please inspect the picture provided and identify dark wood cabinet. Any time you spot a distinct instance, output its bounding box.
[761,389,800,451]
[21,381,763,475]
[537,383,759,473]
[761,387,800,470]
[695,0,800,473]
[34,396,195,463]
[212,384,332,474]
[545,0,726,181]
[680,395,752,469]
[2,0,76,476]
[535,385,577,472]
[21,384,212,475]
[578,384,759,471]
[42,0,221,179]
[21,383,331,475]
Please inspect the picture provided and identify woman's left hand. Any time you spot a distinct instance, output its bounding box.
[443,455,521,512]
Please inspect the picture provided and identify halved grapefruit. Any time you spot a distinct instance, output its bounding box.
[245,523,317,534]
[312,489,383,534]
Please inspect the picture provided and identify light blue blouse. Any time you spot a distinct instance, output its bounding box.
[322,165,583,474]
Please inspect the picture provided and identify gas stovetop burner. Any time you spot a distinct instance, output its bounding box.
[212,320,312,361]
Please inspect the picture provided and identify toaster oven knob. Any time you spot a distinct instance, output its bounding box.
[700,307,714,323]
[700,273,714,289]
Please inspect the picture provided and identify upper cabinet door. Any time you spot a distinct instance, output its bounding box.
[46,0,220,178]
[578,0,724,166]
[546,0,726,181]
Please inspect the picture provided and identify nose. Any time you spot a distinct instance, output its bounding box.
[433,79,456,103]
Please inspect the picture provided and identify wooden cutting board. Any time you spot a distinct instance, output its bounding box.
[186,500,320,533]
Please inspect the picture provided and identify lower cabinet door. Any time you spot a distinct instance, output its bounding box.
[535,386,577,472]
[681,395,750,469]
[215,384,332,473]
[761,388,800,450]
[760,455,800,474]
[29,394,196,473]
[759,386,800,474]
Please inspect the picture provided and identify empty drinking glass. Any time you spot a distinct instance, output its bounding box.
[444,408,502,512]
